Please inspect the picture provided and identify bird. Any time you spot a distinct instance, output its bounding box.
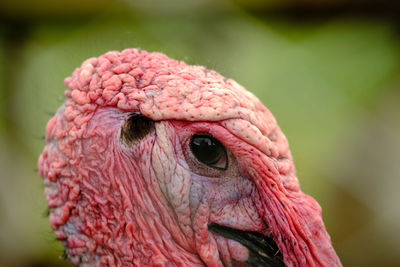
[38,49,341,267]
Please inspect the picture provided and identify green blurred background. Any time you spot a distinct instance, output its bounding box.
[1,0,400,266]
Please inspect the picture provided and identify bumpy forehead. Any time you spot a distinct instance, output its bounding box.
[64,49,288,158]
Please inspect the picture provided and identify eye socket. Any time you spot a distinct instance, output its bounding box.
[190,134,228,170]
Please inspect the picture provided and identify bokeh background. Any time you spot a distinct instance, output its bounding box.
[1,0,400,266]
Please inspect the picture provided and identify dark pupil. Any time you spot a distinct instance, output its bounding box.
[190,134,225,167]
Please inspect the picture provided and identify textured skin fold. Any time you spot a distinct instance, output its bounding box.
[38,49,341,266]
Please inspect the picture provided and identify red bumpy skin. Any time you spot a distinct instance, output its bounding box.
[38,49,341,267]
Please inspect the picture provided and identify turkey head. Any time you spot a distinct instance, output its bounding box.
[38,49,341,267]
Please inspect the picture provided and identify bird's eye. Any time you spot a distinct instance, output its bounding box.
[190,134,228,170]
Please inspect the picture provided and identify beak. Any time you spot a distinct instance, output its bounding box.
[208,223,285,267]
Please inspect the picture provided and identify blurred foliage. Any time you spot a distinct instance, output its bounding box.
[0,0,126,19]
[231,0,400,9]
[1,0,400,266]
[0,27,4,129]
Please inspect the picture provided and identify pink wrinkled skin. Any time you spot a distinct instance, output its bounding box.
[38,49,341,266]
